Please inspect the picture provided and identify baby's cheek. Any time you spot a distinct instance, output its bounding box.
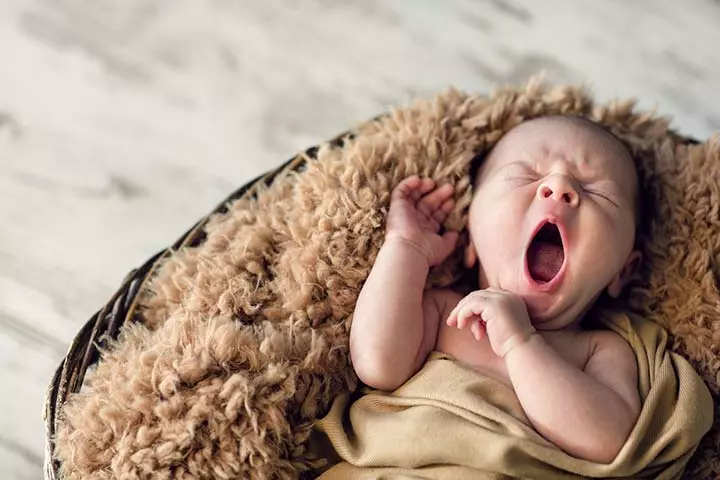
[475,224,514,268]
[471,191,527,258]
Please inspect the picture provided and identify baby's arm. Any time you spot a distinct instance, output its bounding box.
[350,176,458,391]
[350,240,444,390]
[505,330,641,464]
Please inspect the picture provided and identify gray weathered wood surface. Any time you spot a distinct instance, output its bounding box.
[1,1,719,478]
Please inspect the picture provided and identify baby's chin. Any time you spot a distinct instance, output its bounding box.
[519,292,582,330]
[480,274,588,329]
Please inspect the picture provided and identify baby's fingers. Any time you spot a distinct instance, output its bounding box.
[432,198,455,223]
[447,293,478,327]
[457,306,478,330]
[455,301,486,330]
[411,178,437,202]
[470,320,485,341]
[391,175,422,202]
[447,300,486,341]
[446,308,459,327]
[418,183,454,213]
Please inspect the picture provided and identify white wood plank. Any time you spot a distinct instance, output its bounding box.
[0,328,56,480]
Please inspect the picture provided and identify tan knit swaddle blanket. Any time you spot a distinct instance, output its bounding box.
[311,310,713,479]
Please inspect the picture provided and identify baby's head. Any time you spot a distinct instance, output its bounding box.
[465,116,643,330]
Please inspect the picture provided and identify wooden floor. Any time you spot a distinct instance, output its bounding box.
[1,0,720,477]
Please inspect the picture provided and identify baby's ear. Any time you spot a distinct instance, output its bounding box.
[607,250,642,298]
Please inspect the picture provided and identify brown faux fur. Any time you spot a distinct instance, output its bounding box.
[54,78,720,479]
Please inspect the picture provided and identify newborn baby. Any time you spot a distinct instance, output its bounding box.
[350,116,643,464]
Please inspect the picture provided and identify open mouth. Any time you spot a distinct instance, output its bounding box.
[526,221,565,284]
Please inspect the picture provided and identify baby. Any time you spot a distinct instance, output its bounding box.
[349,116,643,465]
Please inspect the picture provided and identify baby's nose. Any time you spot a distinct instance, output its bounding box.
[537,176,579,208]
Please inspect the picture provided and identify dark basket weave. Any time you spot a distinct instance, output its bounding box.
[42,130,352,479]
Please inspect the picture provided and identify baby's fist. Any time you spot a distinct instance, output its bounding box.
[446,288,536,358]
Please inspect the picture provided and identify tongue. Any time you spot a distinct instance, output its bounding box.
[528,241,564,283]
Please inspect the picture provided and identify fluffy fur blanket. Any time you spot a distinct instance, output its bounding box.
[54,78,720,479]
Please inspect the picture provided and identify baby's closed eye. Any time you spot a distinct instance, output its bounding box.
[502,163,540,183]
[580,183,620,208]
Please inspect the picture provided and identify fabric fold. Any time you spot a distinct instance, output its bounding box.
[311,311,714,479]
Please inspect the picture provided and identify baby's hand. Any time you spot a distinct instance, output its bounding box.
[385,175,459,266]
[446,288,537,358]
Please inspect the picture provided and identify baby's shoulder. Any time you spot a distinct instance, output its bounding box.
[583,328,636,371]
[586,328,631,352]
[582,328,640,411]
[541,328,628,371]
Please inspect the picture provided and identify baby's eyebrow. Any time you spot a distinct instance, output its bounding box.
[498,160,532,171]
[494,161,529,179]
[540,152,606,181]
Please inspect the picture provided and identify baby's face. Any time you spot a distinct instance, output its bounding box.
[466,117,640,330]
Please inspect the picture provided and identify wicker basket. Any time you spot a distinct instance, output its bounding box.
[42,117,703,479]
[42,130,352,479]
